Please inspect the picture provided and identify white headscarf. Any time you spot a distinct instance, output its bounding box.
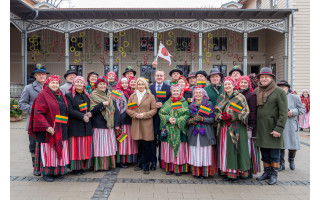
[136,89,146,105]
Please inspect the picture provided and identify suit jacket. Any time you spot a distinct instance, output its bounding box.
[149,82,171,135]
[60,82,72,95]
[18,80,43,130]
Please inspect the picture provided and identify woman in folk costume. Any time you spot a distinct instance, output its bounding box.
[187,87,216,179]
[215,77,251,183]
[236,76,260,178]
[65,76,93,175]
[86,72,99,94]
[128,76,137,92]
[28,75,69,182]
[159,84,190,176]
[90,77,121,171]
[106,71,118,91]
[126,78,157,175]
[177,75,193,103]
[299,89,310,130]
[113,77,138,168]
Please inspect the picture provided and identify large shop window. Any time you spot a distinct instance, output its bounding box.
[104,37,118,51]
[27,37,41,51]
[213,37,227,51]
[140,37,154,51]
[247,37,259,51]
[104,65,119,77]
[140,65,156,82]
[176,65,190,78]
[176,37,191,51]
[69,37,83,52]
[70,65,83,76]
[213,65,227,78]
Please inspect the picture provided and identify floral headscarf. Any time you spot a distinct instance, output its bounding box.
[128,76,137,91]
[223,76,236,92]
[192,87,209,102]
[236,76,254,93]
[115,77,132,99]
[43,75,61,96]
[68,76,90,98]
[170,84,183,103]
[177,75,192,95]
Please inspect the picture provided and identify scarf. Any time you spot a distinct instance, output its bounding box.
[90,88,115,129]
[136,89,146,105]
[69,76,90,98]
[212,82,222,94]
[28,86,68,159]
[236,76,254,92]
[256,80,277,107]
[300,91,310,113]
[170,84,183,103]
[178,75,192,95]
[115,77,132,99]
[189,98,214,136]
[249,73,259,90]
[107,80,118,91]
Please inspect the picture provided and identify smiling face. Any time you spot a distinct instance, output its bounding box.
[48,80,60,92]
[209,74,221,85]
[171,72,181,81]
[89,74,98,84]
[125,71,134,79]
[259,75,273,86]
[224,81,233,93]
[172,88,181,98]
[155,71,165,84]
[178,79,185,89]
[194,89,203,101]
[188,77,196,85]
[66,73,77,83]
[108,74,115,82]
[34,72,47,84]
[121,79,128,90]
[303,91,308,97]
[75,79,84,90]
[97,82,107,92]
[137,80,146,92]
[231,71,241,82]
[239,79,249,90]
[196,74,206,82]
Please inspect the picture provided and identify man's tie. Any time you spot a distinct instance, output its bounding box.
[157,85,161,91]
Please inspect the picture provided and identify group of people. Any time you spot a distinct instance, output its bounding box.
[18,62,309,185]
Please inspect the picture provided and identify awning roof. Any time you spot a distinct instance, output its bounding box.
[11,0,297,20]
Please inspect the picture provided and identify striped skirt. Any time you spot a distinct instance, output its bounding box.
[160,141,189,173]
[299,111,310,129]
[69,136,93,170]
[249,138,261,174]
[188,134,213,167]
[116,124,138,164]
[93,128,117,157]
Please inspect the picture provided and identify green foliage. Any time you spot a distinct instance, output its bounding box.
[10,99,23,117]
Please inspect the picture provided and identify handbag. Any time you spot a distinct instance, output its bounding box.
[161,125,167,138]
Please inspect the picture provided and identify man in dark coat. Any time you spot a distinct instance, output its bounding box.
[255,67,288,185]
[204,68,224,108]
[18,63,50,176]
[60,69,78,95]
[149,69,171,170]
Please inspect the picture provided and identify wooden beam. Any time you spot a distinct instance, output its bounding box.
[141,11,144,17]
[222,11,227,17]
[174,11,178,17]
[190,11,194,17]
[158,11,161,18]
[271,11,277,17]
[206,11,211,18]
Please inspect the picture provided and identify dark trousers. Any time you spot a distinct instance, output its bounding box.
[260,148,280,164]
[151,134,161,166]
[29,135,36,155]
[137,140,153,170]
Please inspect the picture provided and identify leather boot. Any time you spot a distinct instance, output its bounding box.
[288,150,297,170]
[277,149,285,172]
[268,167,278,185]
[256,163,271,181]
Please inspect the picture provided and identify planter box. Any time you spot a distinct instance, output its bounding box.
[10,115,22,122]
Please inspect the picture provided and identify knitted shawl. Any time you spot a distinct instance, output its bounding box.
[300,94,310,113]
[159,97,190,158]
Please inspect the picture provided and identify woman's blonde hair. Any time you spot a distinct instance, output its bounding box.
[135,77,151,94]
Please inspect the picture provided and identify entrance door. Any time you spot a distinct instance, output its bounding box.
[250,65,260,75]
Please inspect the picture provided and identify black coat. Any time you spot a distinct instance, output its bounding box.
[241,89,257,137]
[65,92,93,137]
[91,101,121,129]
[120,95,132,125]
[149,82,171,135]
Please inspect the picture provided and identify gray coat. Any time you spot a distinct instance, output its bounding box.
[18,80,43,130]
[60,82,72,95]
[283,93,306,150]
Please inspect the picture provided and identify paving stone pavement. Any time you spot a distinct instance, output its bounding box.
[10,119,310,200]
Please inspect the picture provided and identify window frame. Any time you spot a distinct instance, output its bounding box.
[247,37,259,51]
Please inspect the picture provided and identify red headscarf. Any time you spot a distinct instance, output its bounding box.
[128,76,137,91]
[236,76,254,92]
[68,76,90,98]
[106,71,118,82]
[115,77,132,99]
[177,75,191,95]
[43,75,62,96]
[223,76,236,92]
[170,84,183,103]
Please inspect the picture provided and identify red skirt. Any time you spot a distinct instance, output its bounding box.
[69,136,93,161]
[40,140,69,167]
[117,124,138,155]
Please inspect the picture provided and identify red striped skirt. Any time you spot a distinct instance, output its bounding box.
[69,136,93,161]
[93,128,117,157]
[117,124,138,155]
[299,112,310,129]
[40,140,69,167]
[188,134,213,167]
[161,141,188,165]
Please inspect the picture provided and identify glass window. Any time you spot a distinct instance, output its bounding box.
[213,65,227,78]
[69,37,83,52]
[140,65,156,82]
[213,37,227,51]
[104,37,118,51]
[27,37,41,51]
[176,65,190,78]
[247,37,259,51]
[140,37,154,51]
[70,65,83,76]
[176,37,191,51]
[104,65,119,77]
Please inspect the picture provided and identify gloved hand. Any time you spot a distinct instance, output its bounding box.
[188,118,197,125]
[194,115,204,122]
[221,113,232,121]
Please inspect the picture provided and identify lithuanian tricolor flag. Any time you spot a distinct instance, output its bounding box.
[197,81,206,88]
[79,103,87,111]
[171,102,182,110]
[12,105,18,109]
[111,90,121,99]
[230,102,242,113]
[127,102,138,109]
[199,105,212,115]
[156,91,166,98]
[117,132,128,143]
[187,98,192,103]
[55,115,68,124]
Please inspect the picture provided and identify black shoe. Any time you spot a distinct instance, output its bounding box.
[43,175,54,182]
[300,128,303,131]
[119,163,129,168]
[222,176,229,181]
[79,169,86,175]
[268,168,277,185]
[134,165,142,171]
[143,169,150,175]
[166,171,173,175]
[231,178,239,183]
[277,164,285,172]
[33,170,41,176]
[256,167,271,181]
[72,170,81,176]
[199,176,205,179]
[289,159,295,170]
[56,174,64,179]
[175,173,181,176]
[194,175,199,179]
[150,164,156,171]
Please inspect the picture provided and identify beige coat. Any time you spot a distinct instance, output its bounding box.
[126,92,157,141]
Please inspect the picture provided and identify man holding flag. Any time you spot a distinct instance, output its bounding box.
[149,66,171,170]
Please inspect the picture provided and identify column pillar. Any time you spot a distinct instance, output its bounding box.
[109,32,114,72]
[198,20,203,70]
[284,17,289,81]
[65,32,69,72]
[24,31,28,86]
[243,19,248,75]
[21,32,25,85]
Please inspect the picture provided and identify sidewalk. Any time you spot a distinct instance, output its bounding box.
[10,119,310,200]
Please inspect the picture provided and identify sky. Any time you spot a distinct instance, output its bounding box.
[59,0,233,8]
